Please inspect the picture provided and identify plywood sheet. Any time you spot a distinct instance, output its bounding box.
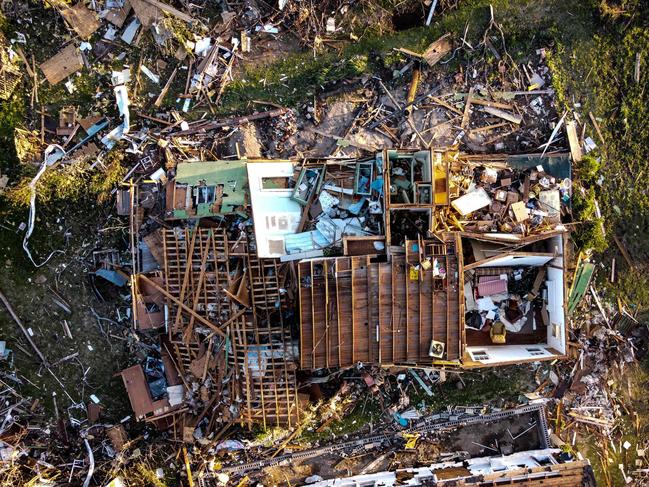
[121,365,154,418]
[40,44,83,85]
[61,3,101,39]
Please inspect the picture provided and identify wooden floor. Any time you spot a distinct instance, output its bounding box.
[299,241,462,369]
[466,309,547,346]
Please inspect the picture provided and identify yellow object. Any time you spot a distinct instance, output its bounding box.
[403,433,420,449]
[182,447,195,487]
[490,321,507,344]
[409,267,419,281]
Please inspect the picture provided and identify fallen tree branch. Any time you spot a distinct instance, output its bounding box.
[0,288,49,367]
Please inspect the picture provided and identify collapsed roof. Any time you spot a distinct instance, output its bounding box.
[124,149,572,432]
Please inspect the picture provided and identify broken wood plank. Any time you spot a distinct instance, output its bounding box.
[141,0,195,23]
[422,33,452,66]
[565,120,582,162]
[461,87,474,129]
[405,66,421,116]
[171,108,288,136]
[154,67,178,107]
[305,128,378,153]
[105,0,132,28]
[613,234,634,269]
[129,0,160,27]
[588,111,605,145]
[137,274,227,338]
[469,122,509,134]
[428,96,463,115]
[482,106,522,124]
[14,46,34,78]
[469,98,514,110]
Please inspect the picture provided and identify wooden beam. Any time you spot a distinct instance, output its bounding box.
[310,260,316,369]
[351,260,356,364]
[141,0,195,22]
[138,274,226,338]
[324,260,330,369]
[184,230,212,344]
[173,228,198,330]
[335,259,342,366]
[482,106,522,124]
[588,111,605,145]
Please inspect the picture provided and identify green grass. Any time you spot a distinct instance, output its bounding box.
[546,11,649,261]
[217,0,599,112]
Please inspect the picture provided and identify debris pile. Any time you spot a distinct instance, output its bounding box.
[0,2,645,486]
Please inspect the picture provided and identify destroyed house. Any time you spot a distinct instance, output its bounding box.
[126,149,572,432]
[298,150,570,369]
[308,451,593,486]
[305,404,594,487]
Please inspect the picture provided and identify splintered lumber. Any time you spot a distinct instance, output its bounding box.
[171,108,287,136]
[482,106,522,124]
[141,0,195,23]
[429,96,463,115]
[155,67,178,107]
[306,128,378,152]
[568,411,614,427]
[565,120,582,162]
[40,44,83,85]
[0,288,49,366]
[14,46,34,78]
[469,98,514,110]
[613,234,634,269]
[137,274,227,338]
[461,87,474,129]
[422,33,452,66]
[469,122,509,133]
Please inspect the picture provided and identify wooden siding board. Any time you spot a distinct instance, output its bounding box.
[352,257,369,363]
[298,262,313,368]
[420,267,433,361]
[368,262,380,363]
[378,262,393,363]
[406,262,420,362]
[392,256,407,362]
[336,258,354,366]
[311,265,327,368]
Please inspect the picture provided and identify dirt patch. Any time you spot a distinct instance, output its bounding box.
[0,205,131,420]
